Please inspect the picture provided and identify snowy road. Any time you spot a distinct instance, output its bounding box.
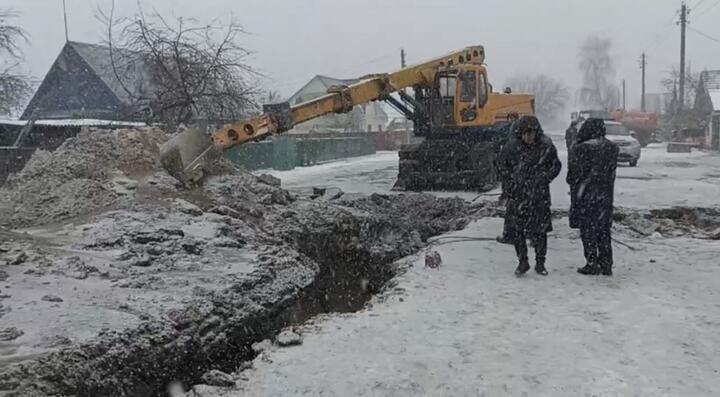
[231,142,720,396]
[268,143,720,209]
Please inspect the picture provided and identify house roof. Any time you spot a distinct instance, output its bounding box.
[701,70,720,111]
[68,41,153,105]
[701,70,720,91]
[288,75,360,104]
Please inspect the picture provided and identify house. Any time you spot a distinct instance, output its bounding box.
[287,75,388,132]
[21,41,153,121]
[694,70,720,150]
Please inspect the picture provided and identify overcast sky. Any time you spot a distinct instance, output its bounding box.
[6,0,720,109]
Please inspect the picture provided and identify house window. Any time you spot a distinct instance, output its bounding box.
[368,125,372,132]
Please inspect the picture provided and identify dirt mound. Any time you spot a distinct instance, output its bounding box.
[615,207,720,239]
[0,127,168,228]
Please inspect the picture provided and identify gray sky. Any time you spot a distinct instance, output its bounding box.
[6,0,720,109]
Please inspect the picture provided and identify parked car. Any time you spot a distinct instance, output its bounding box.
[605,121,641,166]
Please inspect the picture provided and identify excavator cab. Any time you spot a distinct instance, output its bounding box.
[432,65,490,129]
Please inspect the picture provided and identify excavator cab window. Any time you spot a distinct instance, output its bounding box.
[477,72,488,107]
[459,71,477,102]
[439,75,457,98]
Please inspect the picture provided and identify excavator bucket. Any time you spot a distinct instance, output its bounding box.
[159,128,221,185]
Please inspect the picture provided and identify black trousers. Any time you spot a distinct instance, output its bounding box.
[513,232,547,265]
[580,224,613,268]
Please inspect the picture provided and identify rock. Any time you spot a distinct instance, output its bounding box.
[209,206,243,219]
[276,330,302,347]
[0,270,8,282]
[117,251,135,261]
[41,295,64,303]
[131,255,153,267]
[251,339,273,354]
[174,198,203,216]
[425,250,442,269]
[146,244,170,257]
[257,173,281,188]
[0,327,24,341]
[187,385,226,397]
[181,240,204,255]
[311,187,326,199]
[6,251,27,266]
[200,369,236,387]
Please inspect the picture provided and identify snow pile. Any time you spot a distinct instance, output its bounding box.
[0,127,169,228]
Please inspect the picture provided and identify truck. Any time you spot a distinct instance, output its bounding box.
[160,46,535,191]
[571,109,658,147]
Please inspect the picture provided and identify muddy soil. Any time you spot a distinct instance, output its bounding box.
[0,127,481,396]
[614,207,720,239]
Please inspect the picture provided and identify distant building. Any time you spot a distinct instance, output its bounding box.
[694,70,720,150]
[287,75,388,132]
[22,41,153,121]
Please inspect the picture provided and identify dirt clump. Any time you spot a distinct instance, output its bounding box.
[615,207,720,239]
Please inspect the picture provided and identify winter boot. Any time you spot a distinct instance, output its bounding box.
[577,264,600,275]
[514,260,530,276]
[600,264,613,276]
[535,259,549,276]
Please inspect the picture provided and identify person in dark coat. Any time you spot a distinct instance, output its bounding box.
[565,119,579,151]
[497,116,562,276]
[496,112,520,204]
[567,118,619,276]
[494,113,520,244]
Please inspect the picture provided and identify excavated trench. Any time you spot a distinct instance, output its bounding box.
[0,193,475,397]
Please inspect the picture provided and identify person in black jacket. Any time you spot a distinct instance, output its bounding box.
[567,118,619,276]
[497,116,562,276]
[565,119,580,151]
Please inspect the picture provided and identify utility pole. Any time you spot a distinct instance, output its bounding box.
[622,79,626,110]
[640,53,646,112]
[400,48,406,68]
[678,2,689,110]
[62,0,70,42]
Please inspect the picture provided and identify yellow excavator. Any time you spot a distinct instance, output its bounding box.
[160,45,534,190]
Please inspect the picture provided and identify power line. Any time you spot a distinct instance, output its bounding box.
[692,0,709,10]
[695,0,720,19]
[688,26,720,45]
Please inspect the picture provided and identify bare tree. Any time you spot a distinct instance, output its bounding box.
[98,2,260,129]
[661,66,700,113]
[0,8,31,116]
[505,74,569,121]
[261,89,282,105]
[577,35,618,109]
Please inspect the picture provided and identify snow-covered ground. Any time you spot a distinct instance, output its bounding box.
[234,141,720,396]
[267,143,720,210]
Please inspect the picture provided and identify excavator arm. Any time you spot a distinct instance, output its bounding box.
[211,46,486,150]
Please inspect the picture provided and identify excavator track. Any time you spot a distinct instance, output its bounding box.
[394,138,499,192]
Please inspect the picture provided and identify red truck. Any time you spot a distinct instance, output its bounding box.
[571,109,658,147]
[608,110,658,147]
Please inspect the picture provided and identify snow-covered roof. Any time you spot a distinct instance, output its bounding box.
[701,70,720,91]
[710,92,720,112]
[288,75,360,104]
[68,41,154,105]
